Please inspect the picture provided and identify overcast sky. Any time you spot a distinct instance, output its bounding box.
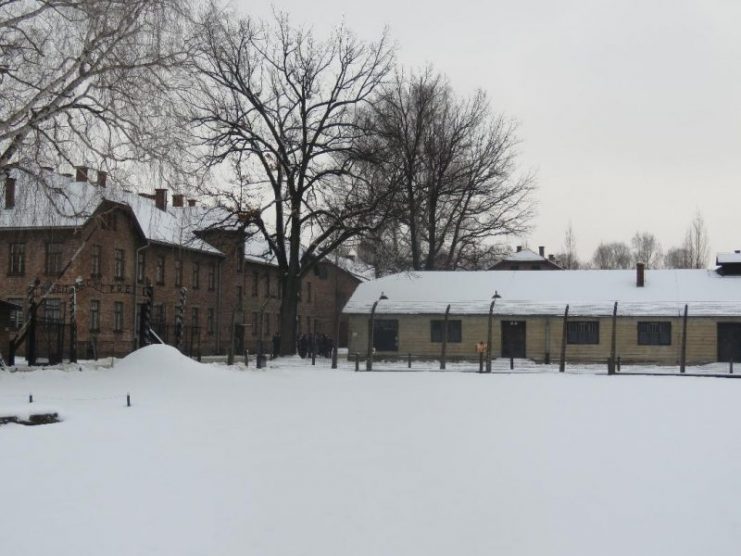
[234,0,741,262]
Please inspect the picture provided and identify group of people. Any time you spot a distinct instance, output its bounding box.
[270,333,335,359]
[297,333,335,359]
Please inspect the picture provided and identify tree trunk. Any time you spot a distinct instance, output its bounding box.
[279,272,300,356]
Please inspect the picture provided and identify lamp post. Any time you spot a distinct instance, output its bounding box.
[367,292,388,371]
[486,291,501,373]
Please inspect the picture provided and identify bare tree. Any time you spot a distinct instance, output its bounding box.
[664,213,710,269]
[631,232,663,268]
[592,241,632,269]
[0,0,191,190]
[187,5,394,354]
[363,68,535,271]
[553,222,580,269]
[683,212,710,269]
[664,246,691,269]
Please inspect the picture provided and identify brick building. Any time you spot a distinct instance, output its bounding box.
[0,168,368,361]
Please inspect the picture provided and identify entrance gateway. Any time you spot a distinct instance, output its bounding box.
[501,321,526,359]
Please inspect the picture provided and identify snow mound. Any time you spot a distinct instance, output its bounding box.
[116,344,205,375]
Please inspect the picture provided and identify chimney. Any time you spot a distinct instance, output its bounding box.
[187,199,196,207]
[538,245,545,257]
[4,176,16,209]
[516,245,522,252]
[97,170,107,188]
[154,189,167,211]
[636,262,645,287]
[172,194,184,208]
[75,166,88,182]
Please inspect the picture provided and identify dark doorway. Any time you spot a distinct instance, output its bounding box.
[501,321,526,358]
[234,323,245,355]
[717,323,741,362]
[373,319,399,352]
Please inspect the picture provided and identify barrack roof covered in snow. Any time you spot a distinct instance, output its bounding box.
[342,269,741,317]
[717,252,741,265]
[499,247,547,262]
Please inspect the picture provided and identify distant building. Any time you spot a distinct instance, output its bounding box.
[489,246,562,270]
[344,261,741,365]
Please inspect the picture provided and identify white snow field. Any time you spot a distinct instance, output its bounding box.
[2,345,741,556]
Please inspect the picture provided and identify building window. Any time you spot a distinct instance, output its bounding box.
[90,300,100,331]
[236,286,243,310]
[306,281,312,303]
[252,270,259,296]
[8,298,23,329]
[638,322,671,346]
[92,245,102,278]
[313,265,328,279]
[207,262,216,291]
[155,255,165,285]
[191,307,199,328]
[175,258,182,287]
[45,241,63,275]
[192,262,200,289]
[43,299,63,322]
[136,251,145,283]
[207,308,215,335]
[114,249,125,280]
[430,320,462,343]
[567,321,600,344]
[8,242,25,275]
[113,301,124,332]
[252,311,258,336]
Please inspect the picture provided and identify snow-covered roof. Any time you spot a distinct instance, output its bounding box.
[501,248,547,262]
[0,170,221,255]
[343,269,741,317]
[717,252,741,265]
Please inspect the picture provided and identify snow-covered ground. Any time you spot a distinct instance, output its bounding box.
[2,346,741,555]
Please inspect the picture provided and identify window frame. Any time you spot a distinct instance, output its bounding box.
[113,248,125,281]
[8,242,25,276]
[637,321,672,346]
[155,255,165,286]
[45,241,64,276]
[430,319,463,343]
[113,301,124,332]
[566,320,600,345]
[89,300,101,332]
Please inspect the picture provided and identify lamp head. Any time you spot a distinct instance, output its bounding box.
[493,291,501,299]
[379,292,388,301]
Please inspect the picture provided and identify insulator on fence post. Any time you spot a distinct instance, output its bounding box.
[28,394,33,404]
[354,352,359,372]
